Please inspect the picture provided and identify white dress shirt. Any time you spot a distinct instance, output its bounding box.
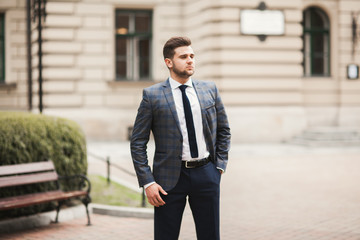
[169,77,209,161]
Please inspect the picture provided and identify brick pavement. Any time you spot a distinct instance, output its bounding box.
[1,143,360,240]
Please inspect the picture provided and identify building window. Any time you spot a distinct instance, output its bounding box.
[0,13,4,82]
[302,7,330,77]
[115,9,152,81]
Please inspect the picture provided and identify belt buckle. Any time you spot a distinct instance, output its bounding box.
[185,161,195,168]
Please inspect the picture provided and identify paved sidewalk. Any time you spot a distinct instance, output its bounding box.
[2,142,360,240]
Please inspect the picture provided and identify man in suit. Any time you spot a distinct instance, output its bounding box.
[131,36,231,240]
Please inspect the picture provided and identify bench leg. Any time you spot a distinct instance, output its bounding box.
[54,201,64,223]
[82,195,91,226]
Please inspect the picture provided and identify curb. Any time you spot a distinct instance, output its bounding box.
[90,203,153,219]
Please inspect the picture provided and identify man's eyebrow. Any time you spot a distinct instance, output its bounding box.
[179,53,195,57]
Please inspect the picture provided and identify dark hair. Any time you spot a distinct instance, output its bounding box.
[163,36,192,59]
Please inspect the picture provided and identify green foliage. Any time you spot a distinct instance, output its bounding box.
[0,111,88,218]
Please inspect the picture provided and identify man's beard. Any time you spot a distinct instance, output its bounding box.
[172,64,194,79]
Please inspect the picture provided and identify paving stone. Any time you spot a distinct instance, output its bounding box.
[1,143,360,240]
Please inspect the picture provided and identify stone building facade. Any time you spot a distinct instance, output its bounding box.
[1,0,360,142]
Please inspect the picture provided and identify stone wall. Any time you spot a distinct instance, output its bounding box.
[1,0,360,142]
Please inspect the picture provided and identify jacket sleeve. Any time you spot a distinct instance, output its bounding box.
[130,89,155,187]
[214,85,231,171]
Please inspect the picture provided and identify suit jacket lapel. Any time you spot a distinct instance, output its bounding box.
[162,79,182,134]
[192,80,213,142]
[192,80,213,113]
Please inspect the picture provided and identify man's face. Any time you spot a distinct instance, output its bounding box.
[166,46,195,79]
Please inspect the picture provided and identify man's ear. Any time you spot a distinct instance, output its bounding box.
[165,58,173,69]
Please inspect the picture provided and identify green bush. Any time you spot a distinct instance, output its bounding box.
[0,111,88,219]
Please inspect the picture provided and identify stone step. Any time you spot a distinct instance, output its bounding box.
[301,132,359,141]
[288,127,360,146]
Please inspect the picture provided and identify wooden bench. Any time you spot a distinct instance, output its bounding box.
[0,161,91,225]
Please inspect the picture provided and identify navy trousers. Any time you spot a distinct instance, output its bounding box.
[154,161,221,240]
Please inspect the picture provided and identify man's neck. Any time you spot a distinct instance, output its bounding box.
[170,73,190,85]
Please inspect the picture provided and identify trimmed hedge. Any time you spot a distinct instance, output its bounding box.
[0,111,88,218]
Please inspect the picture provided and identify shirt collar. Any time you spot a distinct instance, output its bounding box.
[169,77,193,90]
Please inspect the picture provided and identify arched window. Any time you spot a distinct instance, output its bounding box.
[302,7,330,77]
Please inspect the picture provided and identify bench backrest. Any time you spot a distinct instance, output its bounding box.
[0,161,58,188]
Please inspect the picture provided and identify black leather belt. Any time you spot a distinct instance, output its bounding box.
[182,157,210,168]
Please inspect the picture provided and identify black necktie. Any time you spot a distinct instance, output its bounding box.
[179,85,198,158]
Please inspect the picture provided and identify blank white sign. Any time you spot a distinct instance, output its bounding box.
[241,10,285,35]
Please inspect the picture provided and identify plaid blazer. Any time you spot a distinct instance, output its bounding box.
[130,79,231,191]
